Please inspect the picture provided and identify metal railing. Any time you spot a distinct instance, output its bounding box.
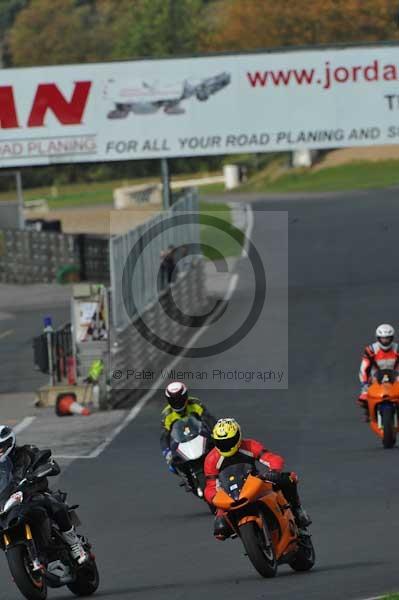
[109,188,200,331]
[33,322,73,384]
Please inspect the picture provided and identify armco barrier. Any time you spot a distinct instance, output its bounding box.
[109,260,208,408]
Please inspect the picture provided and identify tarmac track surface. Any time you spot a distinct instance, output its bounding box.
[0,306,69,394]
[2,189,399,599]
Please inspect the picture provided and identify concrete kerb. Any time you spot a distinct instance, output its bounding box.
[0,283,72,311]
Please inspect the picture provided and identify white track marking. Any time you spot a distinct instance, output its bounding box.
[242,204,254,257]
[14,416,36,434]
[53,455,96,460]
[0,329,14,339]
[85,303,227,459]
[57,203,254,460]
[224,273,239,302]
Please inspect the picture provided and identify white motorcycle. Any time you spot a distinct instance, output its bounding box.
[170,417,214,509]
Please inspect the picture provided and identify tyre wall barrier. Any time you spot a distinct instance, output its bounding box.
[0,228,109,284]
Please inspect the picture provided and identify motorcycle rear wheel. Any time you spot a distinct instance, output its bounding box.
[67,559,100,597]
[239,521,277,578]
[382,405,396,449]
[7,545,47,600]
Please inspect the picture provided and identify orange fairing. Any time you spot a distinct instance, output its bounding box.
[213,489,234,511]
[261,490,297,559]
[240,474,270,500]
[367,380,399,439]
[367,380,399,401]
[213,474,272,510]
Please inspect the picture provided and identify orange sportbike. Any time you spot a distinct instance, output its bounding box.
[366,369,399,449]
[212,463,315,578]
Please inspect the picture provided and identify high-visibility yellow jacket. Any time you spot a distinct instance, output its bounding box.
[160,397,217,452]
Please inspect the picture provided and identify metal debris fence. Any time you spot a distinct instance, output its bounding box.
[109,188,200,331]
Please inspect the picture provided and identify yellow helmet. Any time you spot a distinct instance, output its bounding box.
[212,418,242,457]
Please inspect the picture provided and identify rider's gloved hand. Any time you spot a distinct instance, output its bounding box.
[162,449,173,465]
[262,471,298,486]
[261,469,280,484]
[358,384,368,403]
[162,449,177,473]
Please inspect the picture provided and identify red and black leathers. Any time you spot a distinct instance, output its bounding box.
[359,342,399,401]
[204,438,284,505]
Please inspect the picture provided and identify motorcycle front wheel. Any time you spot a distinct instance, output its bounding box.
[382,404,396,448]
[7,545,47,600]
[239,521,277,578]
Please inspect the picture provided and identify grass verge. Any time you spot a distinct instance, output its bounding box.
[0,173,224,209]
[199,200,244,260]
[240,159,399,194]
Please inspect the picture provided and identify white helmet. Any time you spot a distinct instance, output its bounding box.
[376,324,395,350]
[165,381,188,412]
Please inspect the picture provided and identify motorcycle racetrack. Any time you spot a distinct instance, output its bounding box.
[1,188,399,599]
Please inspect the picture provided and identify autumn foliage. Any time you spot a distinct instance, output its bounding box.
[204,0,399,52]
[3,0,399,67]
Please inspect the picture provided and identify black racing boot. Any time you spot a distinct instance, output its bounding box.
[293,506,312,529]
[214,515,232,541]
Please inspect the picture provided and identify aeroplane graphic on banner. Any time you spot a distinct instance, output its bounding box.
[103,72,231,118]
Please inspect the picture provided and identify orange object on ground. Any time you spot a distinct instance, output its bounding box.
[55,393,90,417]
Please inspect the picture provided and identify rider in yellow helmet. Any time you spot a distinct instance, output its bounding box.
[204,418,311,540]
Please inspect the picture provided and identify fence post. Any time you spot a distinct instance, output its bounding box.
[15,171,25,230]
[161,158,171,209]
[43,316,55,387]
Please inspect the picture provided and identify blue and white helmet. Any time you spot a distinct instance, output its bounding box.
[376,324,395,350]
[0,426,15,463]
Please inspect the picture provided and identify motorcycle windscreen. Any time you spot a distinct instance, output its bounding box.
[171,416,202,444]
[176,436,206,461]
[218,463,254,500]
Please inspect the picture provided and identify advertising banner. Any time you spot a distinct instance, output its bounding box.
[0,44,398,166]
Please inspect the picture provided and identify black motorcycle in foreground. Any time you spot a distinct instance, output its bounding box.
[170,417,214,510]
[0,449,99,600]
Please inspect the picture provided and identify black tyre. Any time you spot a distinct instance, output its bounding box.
[289,535,316,572]
[239,521,277,578]
[67,560,99,597]
[382,405,396,449]
[7,545,47,600]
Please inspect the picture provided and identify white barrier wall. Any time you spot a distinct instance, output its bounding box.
[0,44,399,166]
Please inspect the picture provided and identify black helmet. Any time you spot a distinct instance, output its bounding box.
[165,382,188,413]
